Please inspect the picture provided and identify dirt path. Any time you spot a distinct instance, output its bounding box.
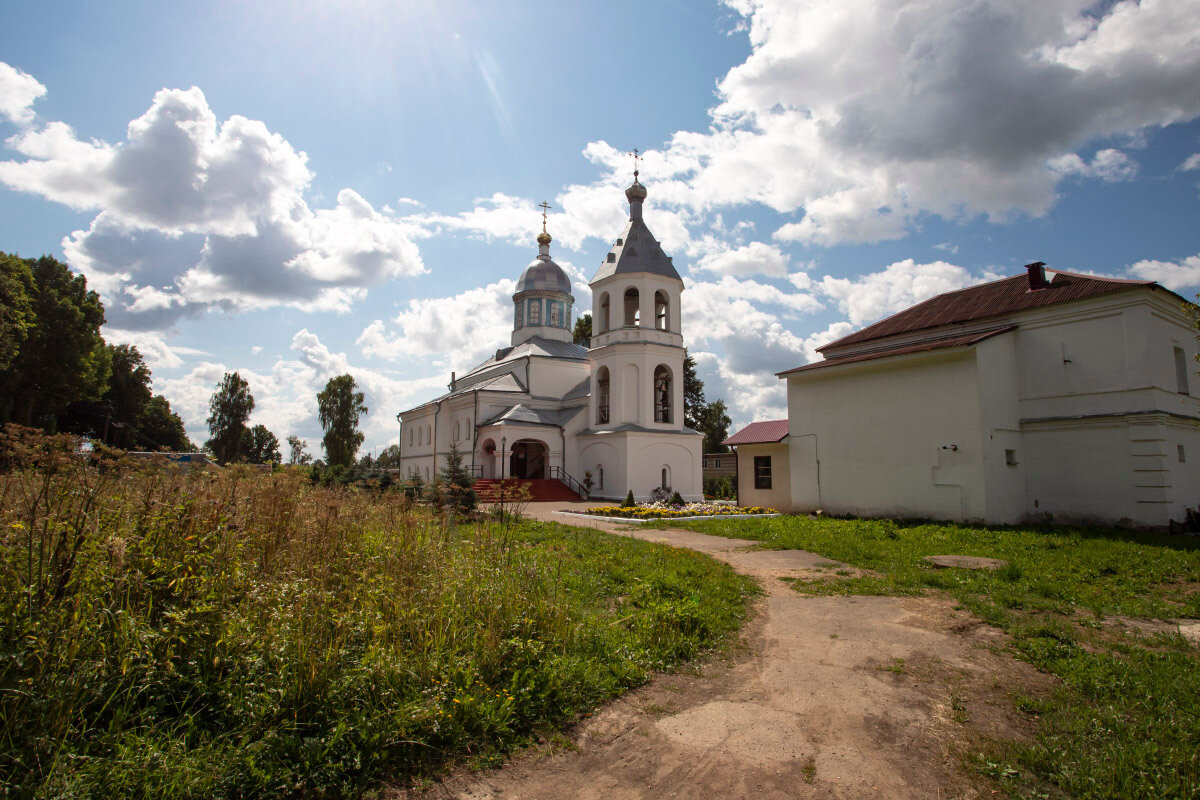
[392,504,1051,800]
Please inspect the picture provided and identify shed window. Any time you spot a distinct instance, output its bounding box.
[754,456,772,490]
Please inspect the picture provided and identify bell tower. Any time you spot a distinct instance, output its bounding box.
[586,163,686,431]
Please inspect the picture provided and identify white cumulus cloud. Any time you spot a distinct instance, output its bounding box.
[0,81,428,330]
[0,62,45,125]
[1128,253,1200,292]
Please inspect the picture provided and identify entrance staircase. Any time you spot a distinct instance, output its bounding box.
[474,478,581,503]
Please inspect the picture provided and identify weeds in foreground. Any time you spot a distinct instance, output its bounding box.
[670,514,1200,800]
[0,428,754,799]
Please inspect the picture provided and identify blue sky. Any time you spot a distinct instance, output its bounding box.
[2,0,1199,455]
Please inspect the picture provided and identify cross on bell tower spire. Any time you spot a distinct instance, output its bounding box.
[628,148,642,183]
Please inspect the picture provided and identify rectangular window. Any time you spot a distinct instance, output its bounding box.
[1174,347,1190,395]
[702,460,708,469]
[715,458,721,469]
[1179,444,1187,463]
[1005,449,1018,466]
[754,455,772,490]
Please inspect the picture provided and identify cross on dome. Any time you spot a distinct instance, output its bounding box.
[536,200,552,245]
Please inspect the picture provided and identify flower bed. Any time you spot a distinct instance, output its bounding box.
[581,501,777,520]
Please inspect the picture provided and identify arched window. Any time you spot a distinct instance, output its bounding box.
[597,466,604,490]
[549,302,560,327]
[408,426,413,446]
[597,366,610,424]
[653,365,672,423]
[514,302,523,328]
[425,466,430,481]
[624,287,640,326]
[655,291,669,331]
[661,465,671,490]
[599,293,610,332]
[426,424,432,445]
[528,299,541,324]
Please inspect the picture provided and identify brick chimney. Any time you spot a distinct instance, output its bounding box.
[1026,261,1048,291]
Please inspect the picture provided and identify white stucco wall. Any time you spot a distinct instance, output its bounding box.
[787,349,986,521]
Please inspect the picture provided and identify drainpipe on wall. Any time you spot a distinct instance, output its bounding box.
[560,426,567,479]
[732,446,739,507]
[472,389,480,475]
[432,403,440,477]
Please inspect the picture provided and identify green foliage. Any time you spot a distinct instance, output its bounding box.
[670,514,1200,800]
[0,429,753,798]
[205,372,254,464]
[622,490,636,508]
[681,350,731,450]
[669,491,685,506]
[572,312,592,346]
[0,253,34,375]
[0,253,109,428]
[286,434,312,465]
[439,442,477,514]
[103,344,153,447]
[136,394,196,452]
[704,476,736,500]
[244,424,281,464]
[695,399,732,452]
[682,350,705,430]
[373,443,402,469]
[317,374,367,467]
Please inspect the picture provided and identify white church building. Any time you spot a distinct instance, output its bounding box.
[397,176,703,500]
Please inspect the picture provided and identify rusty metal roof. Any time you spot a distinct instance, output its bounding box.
[723,419,789,446]
[779,326,1016,378]
[820,270,1161,352]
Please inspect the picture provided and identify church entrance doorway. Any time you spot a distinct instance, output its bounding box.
[508,439,547,479]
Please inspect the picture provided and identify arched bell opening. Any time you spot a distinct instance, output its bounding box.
[596,366,611,424]
[653,364,672,424]
[624,287,640,327]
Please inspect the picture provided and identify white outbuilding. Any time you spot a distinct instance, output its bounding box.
[767,263,1199,528]
[397,176,703,501]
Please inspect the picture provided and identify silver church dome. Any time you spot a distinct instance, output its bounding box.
[516,257,572,294]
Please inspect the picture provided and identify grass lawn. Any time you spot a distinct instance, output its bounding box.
[660,514,1200,800]
[0,436,755,799]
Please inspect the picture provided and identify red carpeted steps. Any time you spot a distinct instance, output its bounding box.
[473,478,581,503]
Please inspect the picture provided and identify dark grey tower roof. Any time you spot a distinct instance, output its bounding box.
[516,257,572,293]
[591,180,682,283]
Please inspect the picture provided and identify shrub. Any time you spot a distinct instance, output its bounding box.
[622,490,636,507]
[704,476,736,500]
[670,491,685,506]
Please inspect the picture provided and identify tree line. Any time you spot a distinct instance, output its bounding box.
[1,252,193,451]
[204,370,370,468]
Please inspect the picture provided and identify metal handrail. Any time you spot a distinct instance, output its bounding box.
[468,464,484,477]
[548,466,586,497]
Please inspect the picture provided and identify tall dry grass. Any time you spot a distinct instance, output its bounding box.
[0,426,752,798]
